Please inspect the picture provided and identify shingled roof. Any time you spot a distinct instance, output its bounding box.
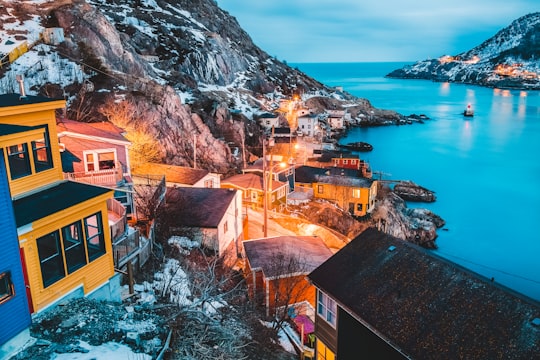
[308,227,540,359]
[133,162,210,186]
[243,236,333,278]
[165,187,237,228]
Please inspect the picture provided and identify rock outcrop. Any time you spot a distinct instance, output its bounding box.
[393,181,436,202]
[371,188,445,249]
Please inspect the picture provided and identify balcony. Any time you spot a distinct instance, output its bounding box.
[64,167,122,187]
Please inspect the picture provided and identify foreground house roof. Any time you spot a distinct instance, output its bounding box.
[12,181,111,228]
[165,187,237,228]
[308,227,540,359]
[243,236,333,278]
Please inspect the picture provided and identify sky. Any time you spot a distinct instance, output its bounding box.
[217,0,539,63]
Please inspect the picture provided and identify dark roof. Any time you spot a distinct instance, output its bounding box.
[0,93,63,107]
[244,236,333,278]
[308,227,540,359]
[13,181,111,227]
[165,187,237,228]
[294,165,361,183]
[0,123,41,136]
[315,174,373,188]
[272,127,291,134]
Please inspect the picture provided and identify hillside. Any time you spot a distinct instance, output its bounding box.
[386,12,540,89]
[0,0,389,177]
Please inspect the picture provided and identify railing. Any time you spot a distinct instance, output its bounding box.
[64,168,121,186]
[113,228,139,268]
[108,198,127,241]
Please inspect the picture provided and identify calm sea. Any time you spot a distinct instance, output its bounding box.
[293,62,540,301]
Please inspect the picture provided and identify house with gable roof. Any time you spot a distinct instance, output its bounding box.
[0,92,120,315]
[308,227,540,360]
[56,118,135,219]
[221,172,288,211]
[163,187,244,266]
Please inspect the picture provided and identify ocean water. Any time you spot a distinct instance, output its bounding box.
[293,62,540,301]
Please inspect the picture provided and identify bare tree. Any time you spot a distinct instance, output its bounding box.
[261,250,313,331]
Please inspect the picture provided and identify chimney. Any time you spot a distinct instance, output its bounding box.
[16,74,26,99]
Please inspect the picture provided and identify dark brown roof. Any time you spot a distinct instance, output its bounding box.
[165,187,237,228]
[13,181,111,227]
[308,227,540,359]
[244,236,333,278]
[133,163,209,185]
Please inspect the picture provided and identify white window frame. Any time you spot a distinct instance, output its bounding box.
[83,149,117,172]
[317,289,337,327]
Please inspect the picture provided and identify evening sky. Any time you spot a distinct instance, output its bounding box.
[217,0,539,63]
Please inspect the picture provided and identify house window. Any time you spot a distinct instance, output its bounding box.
[316,339,335,360]
[37,231,66,287]
[317,185,324,194]
[7,143,31,179]
[352,189,361,198]
[204,179,213,188]
[223,220,228,233]
[85,150,116,171]
[351,159,356,165]
[32,130,53,173]
[343,159,348,165]
[317,289,336,327]
[357,203,363,211]
[0,272,14,305]
[62,221,87,274]
[85,212,106,261]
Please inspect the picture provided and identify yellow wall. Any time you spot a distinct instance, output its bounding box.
[313,181,378,217]
[0,101,65,197]
[18,192,115,312]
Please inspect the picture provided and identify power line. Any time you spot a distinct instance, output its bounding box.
[436,249,540,286]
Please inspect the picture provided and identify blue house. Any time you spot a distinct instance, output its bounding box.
[0,155,31,358]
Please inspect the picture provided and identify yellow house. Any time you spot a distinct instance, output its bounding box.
[313,175,377,217]
[0,93,120,314]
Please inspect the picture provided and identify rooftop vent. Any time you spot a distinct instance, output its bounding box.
[532,318,540,327]
[16,74,26,98]
[388,245,396,252]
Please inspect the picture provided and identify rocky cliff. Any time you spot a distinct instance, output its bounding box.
[387,12,540,90]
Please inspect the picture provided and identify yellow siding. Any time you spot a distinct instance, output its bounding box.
[18,192,115,312]
[313,181,378,217]
[0,104,65,197]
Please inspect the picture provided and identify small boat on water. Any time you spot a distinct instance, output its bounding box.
[339,141,373,152]
[463,103,474,117]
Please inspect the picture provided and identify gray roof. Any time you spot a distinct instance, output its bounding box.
[308,227,540,359]
[244,235,333,278]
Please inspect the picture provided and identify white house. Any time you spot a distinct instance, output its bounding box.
[164,187,244,266]
[297,114,321,137]
[258,113,281,130]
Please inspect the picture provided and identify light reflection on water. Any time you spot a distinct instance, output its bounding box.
[294,62,540,300]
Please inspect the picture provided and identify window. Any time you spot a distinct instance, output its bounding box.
[357,203,363,211]
[7,143,31,179]
[204,179,213,188]
[317,185,324,194]
[343,159,348,165]
[85,150,116,171]
[352,188,361,198]
[85,213,106,261]
[316,339,335,360]
[32,128,53,172]
[351,159,356,165]
[37,231,66,287]
[62,221,87,274]
[223,221,228,233]
[0,272,14,305]
[317,289,337,327]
